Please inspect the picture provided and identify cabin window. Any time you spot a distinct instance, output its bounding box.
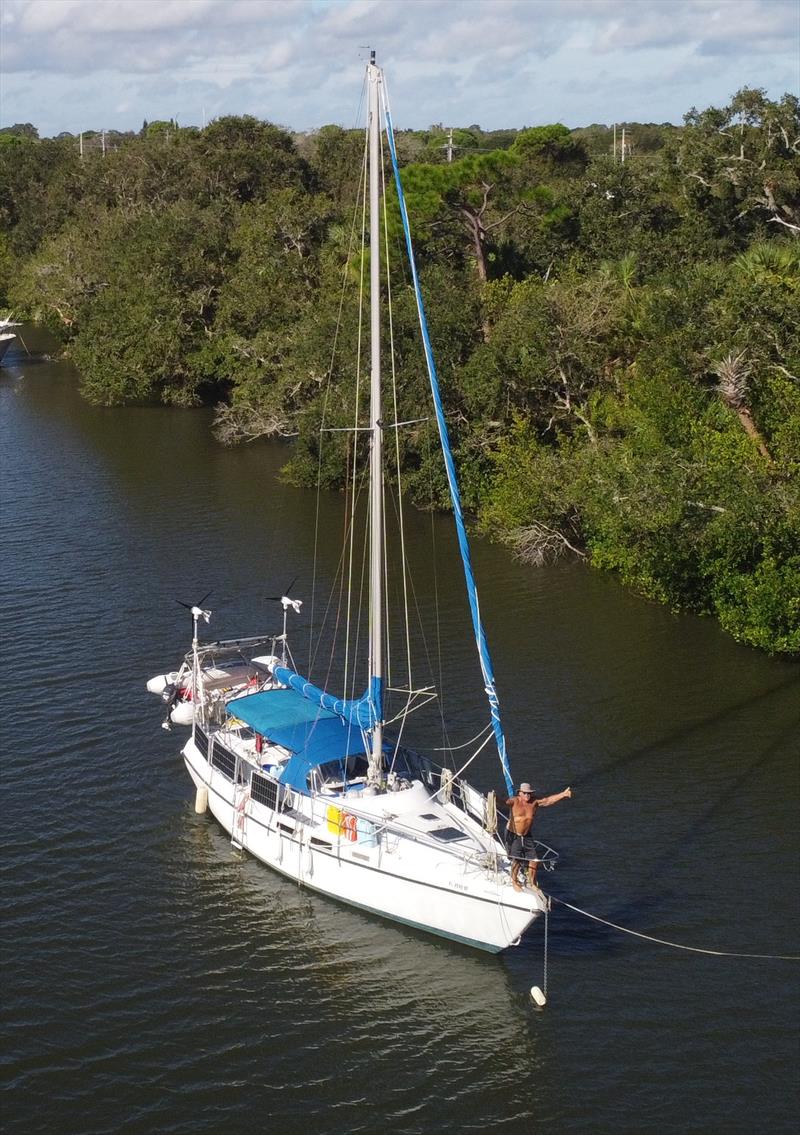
[315,755,370,788]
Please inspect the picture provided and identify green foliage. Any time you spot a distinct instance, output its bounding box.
[712,550,800,653]
[512,124,588,179]
[73,202,232,404]
[668,88,800,242]
[390,150,523,283]
[0,123,39,139]
[0,231,14,306]
[142,119,177,137]
[307,126,365,203]
[0,135,83,255]
[5,90,799,653]
[481,419,580,536]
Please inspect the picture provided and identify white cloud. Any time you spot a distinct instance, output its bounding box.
[0,0,796,135]
[1,0,310,74]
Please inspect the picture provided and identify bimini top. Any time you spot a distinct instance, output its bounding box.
[226,687,369,793]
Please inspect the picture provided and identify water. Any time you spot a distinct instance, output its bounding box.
[2,333,798,1134]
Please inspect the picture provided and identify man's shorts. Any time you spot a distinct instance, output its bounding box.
[507,833,537,862]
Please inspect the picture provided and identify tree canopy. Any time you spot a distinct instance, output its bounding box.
[3,92,798,654]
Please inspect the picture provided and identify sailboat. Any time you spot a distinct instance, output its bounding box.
[147,56,559,952]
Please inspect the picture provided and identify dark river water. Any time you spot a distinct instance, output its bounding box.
[2,331,798,1135]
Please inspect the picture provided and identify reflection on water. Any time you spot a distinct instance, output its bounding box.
[143,812,548,1133]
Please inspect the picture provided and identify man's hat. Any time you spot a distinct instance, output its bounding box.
[519,782,534,793]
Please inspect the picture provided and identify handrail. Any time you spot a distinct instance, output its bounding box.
[208,723,552,869]
[270,774,502,862]
[183,634,281,665]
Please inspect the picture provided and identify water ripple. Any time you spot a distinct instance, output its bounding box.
[2,361,798,1135]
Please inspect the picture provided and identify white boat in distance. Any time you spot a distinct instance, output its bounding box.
[148,56,559,952]
[0,316,23,364]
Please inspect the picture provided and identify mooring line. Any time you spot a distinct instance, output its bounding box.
[546,895,800,960]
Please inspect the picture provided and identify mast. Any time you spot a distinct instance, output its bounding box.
[367,53,384,778]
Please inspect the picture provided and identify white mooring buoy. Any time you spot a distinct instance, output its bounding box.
[530,985,547,1007]
[195,785,209,814]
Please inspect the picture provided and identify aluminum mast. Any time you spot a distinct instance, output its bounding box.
[367,54,384,779]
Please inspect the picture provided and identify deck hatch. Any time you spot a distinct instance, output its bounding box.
[429,826,468,843]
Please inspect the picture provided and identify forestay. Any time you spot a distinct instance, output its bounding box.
[382,86,515,796]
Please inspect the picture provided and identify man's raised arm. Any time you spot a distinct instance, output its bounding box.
[537,787,572,807]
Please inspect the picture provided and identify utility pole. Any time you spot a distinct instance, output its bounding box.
[79,132,84,160]
[621,126,626,164]
[101,129,106,157]
[446,126,453,163]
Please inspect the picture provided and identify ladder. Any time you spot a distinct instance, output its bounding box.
[231,785,249,850]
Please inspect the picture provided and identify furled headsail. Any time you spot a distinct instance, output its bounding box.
[382,93,515,796]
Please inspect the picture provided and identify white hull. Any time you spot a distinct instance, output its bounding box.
[183,734,545,953]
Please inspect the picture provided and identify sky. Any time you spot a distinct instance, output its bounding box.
[1,0,798,137]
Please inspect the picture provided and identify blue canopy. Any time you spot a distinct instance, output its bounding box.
[226,687,370,793]
[271,664,381,732]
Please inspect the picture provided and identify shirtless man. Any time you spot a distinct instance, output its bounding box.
[506,782,572,891]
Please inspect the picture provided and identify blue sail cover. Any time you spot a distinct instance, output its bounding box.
[271,666,382,733]
[383,104,515,796]
[226,687,370,793]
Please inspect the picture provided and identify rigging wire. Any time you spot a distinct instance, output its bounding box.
[310,120,370,674]
[428,728,496,801]
[309,465,369,694]
[380,121,414,699]
[419,722,493,753]
[425,418,454,762]
[382,75,514,795]
[378,119,419,763]
[341,143,370,704]
[376,70,457,765]
[349,488,371,704]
